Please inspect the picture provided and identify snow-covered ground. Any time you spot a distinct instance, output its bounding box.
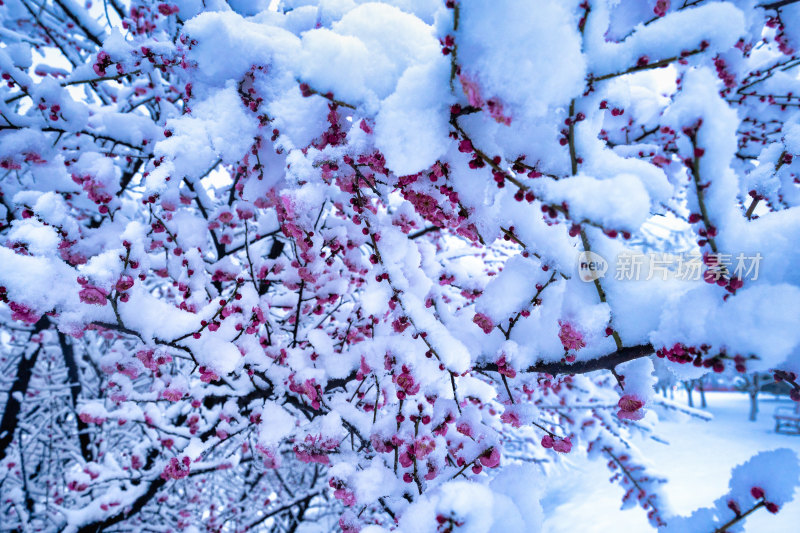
[542,391,800,532]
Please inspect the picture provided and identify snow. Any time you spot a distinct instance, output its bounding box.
[258,401,296,447]
[475,254,544,323]
[3,2,800,532]
[0,246,81,315]
[374,58,452,175]
[188,334,242,375]
[350,459,399,504]
[727,447,799,508]
[396,470,543,533]
[457,0,586,120]
[542,392,800,533]
[300,3,440,107]
[268,89,330,149]
[652,283,800,372]
[377,226,471,372]
[399,481,496,533]
[617,357,656,408]
[87,111,160,149]
[117,286,201,341]
[157,86,259,185]
[489,464,544,532]
[585,2,745,77]
[537,173,651,232]
[778,5,800,52]
[7,219,61,256]
[183,11,300,86]
[664,67,742,244]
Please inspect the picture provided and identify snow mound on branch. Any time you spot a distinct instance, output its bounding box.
[258,401,295,447]
[652,283,800,374]
[183,11,300,85]
[728,448,800,509]
[268,89,331,150]
[297,3,450,173]
[776,4,800,52]
[662,448,800,533]
[155,86,258,186]
[457,0,586,119]
[374,58,452,175]
[475,254,547,324]
[585,2,745,77]
[0,247,81,315]
[7,219,60,256]
[539,174,651,231]
[299,3,440,106]
[399,467,543,533]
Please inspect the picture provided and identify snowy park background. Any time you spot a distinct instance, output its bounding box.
[543,391,800,532]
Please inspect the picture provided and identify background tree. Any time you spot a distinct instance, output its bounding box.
[735,371,774,421]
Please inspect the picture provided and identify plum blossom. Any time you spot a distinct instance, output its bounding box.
[617,394,645,421]
[394,368,420,399]
[293,435,338,465]
[459,73,484,108]
[79,286,108,306]
[541,434,572,453]
[198,366,219,383]
[479,447,501,468]
[500,409,522,428]
[161,387,184,402]
[161,457,191,480]
[9,302,40,324]
[558,321,585,351]
[473,312,494,334]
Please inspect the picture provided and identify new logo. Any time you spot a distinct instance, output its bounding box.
[577,251,608,282]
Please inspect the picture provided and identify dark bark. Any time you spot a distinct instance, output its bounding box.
[268,239,285,259]
[58,332,93,462]
[0,317,49,463]
[242,491,321,531]
[749,374,760,422]
[478,343,654,376]
[698,379,707,408]
[683,381,694,408]
[52,0,104,46]
[76,477,167,533]
[408,226,440,239]
[758,0,800,9]
[117,159,143,197]
[327,344,656,401]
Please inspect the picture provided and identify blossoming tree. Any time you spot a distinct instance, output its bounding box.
[2,0,800,531]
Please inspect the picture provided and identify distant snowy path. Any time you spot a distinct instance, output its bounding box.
[543,392,800,532]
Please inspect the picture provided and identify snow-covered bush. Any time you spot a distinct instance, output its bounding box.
[1,0,799,531]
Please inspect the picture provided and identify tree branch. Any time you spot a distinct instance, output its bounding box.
[476,344,654,376]
[58,331,93,463]
[758,0,800,9]
[0,316,49,463]
[76,477,167,533]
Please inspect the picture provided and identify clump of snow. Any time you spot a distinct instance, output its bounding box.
[585,2,745,77]
[300,3,440,107]
[457,0,586,119]
[374,59,452,175]
[258,401,296,447]
[183,11,300,85]
[399,477,542,533]
[474,255,546,323]
[663,448,800,533]
[538,174,651,231]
